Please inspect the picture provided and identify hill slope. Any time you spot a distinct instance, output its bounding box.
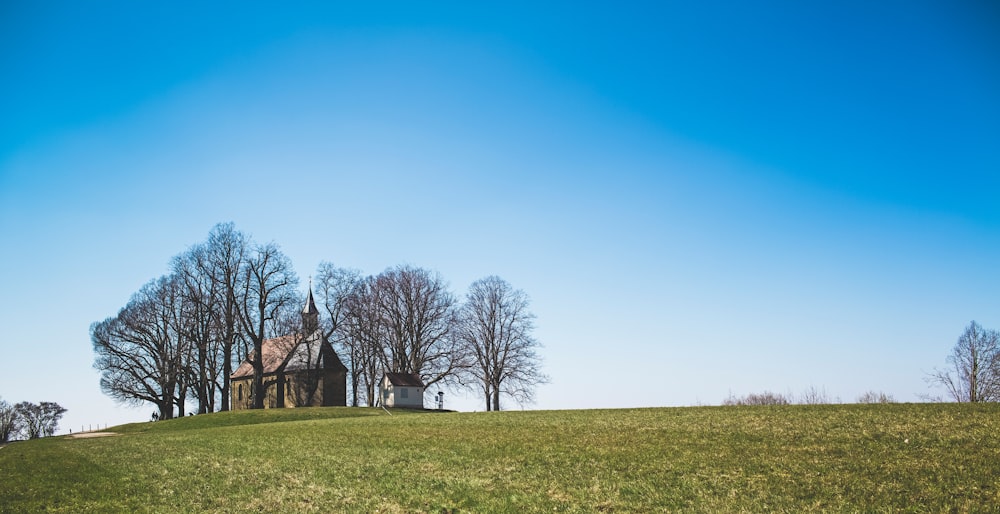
[1,404,998,512]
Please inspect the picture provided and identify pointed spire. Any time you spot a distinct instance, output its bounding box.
[302,283,318,315]
[302,279,320,334]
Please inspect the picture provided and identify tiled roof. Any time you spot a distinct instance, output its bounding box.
[231,335,298,378]
[231,331,347,379]
[383,372,425,388]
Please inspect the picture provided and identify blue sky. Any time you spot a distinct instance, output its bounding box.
[1,1,998,431]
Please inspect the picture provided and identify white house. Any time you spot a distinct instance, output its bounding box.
[379,372,425,408]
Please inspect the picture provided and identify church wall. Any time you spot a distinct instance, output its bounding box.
[231,377,254,410]
[231,369,347,409]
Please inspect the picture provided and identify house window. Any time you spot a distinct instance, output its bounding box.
[401,387,408,399]
[238,384,243,401]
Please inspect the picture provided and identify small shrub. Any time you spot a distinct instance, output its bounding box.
[723,391,790,406]
[798,386,836,405]
[857,391,895,404]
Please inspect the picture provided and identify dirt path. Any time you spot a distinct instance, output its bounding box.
[67,432,119,439]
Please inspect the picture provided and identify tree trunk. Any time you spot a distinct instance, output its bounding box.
[221,347,232,411]
[198,345,208,414]
[252,358,265,409]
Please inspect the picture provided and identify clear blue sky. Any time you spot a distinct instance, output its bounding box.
[1,1,998,431]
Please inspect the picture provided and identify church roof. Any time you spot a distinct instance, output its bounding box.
[230,332,347,379]
[383,372,425,388]
[231,335,298,378]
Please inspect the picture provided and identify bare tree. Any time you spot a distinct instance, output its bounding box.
[857,391,895,404]
[342,275,388,406]
[173,244,224,414]
[723,391,791,406]
[315,262,360,338]
[15,402,67,439]
[374,265,465,390]
[798,386,836,405]
[315,263,366,405]
[457,276,546,411]
[92,275,190,419]
[203,222,249,411]
[0,398,20,442]
[927,320,1000,402]
[237,242,299,409]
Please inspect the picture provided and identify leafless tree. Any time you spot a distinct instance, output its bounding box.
[92,275,190,419]
[798,386,837,405]
[0,398,20,442]
[374,265,465,390]
[927,320,1000,402]
[14,402,67,439]
[457,276,547,411]
[723,391,791,406]
[857,391,895,404]
[315,263,366,405]
[315,262,360,338]
[173,244,225,414]
[237,242,299,409]
[203,222,249,411]
[342,275,388,406]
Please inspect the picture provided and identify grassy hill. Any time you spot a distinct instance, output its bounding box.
[1,404,998,512]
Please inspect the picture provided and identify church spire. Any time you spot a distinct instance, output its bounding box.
[302,281,319,333]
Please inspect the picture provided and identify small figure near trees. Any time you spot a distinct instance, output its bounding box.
[926,320,1000,403]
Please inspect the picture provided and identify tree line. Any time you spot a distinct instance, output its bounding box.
[91,223,546,419]
[0,399,66,442]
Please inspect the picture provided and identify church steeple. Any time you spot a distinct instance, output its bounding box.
[302,282,319,334]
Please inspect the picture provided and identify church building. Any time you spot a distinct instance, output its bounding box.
[230,289,348,409]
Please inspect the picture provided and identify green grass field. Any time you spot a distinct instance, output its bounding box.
[1,404,998,513]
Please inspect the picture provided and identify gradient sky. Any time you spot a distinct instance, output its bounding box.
[2,2,998,432]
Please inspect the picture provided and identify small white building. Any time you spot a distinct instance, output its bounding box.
[379,372,425,408]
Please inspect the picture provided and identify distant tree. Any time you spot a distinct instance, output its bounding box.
[723,391,791,406]
[92,275,189,419]
[457,276,547,411]
[857,391,896,404]
[798,386,836,405]
[203,223,249,411]
[315,263,365,405]
[373,266,465,390]
[173,244,224,414]
[342,275,388,406]
[15,401,66,439]
[926,321,1000,402]
[237,242,299,409]
[0,398,21,442]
